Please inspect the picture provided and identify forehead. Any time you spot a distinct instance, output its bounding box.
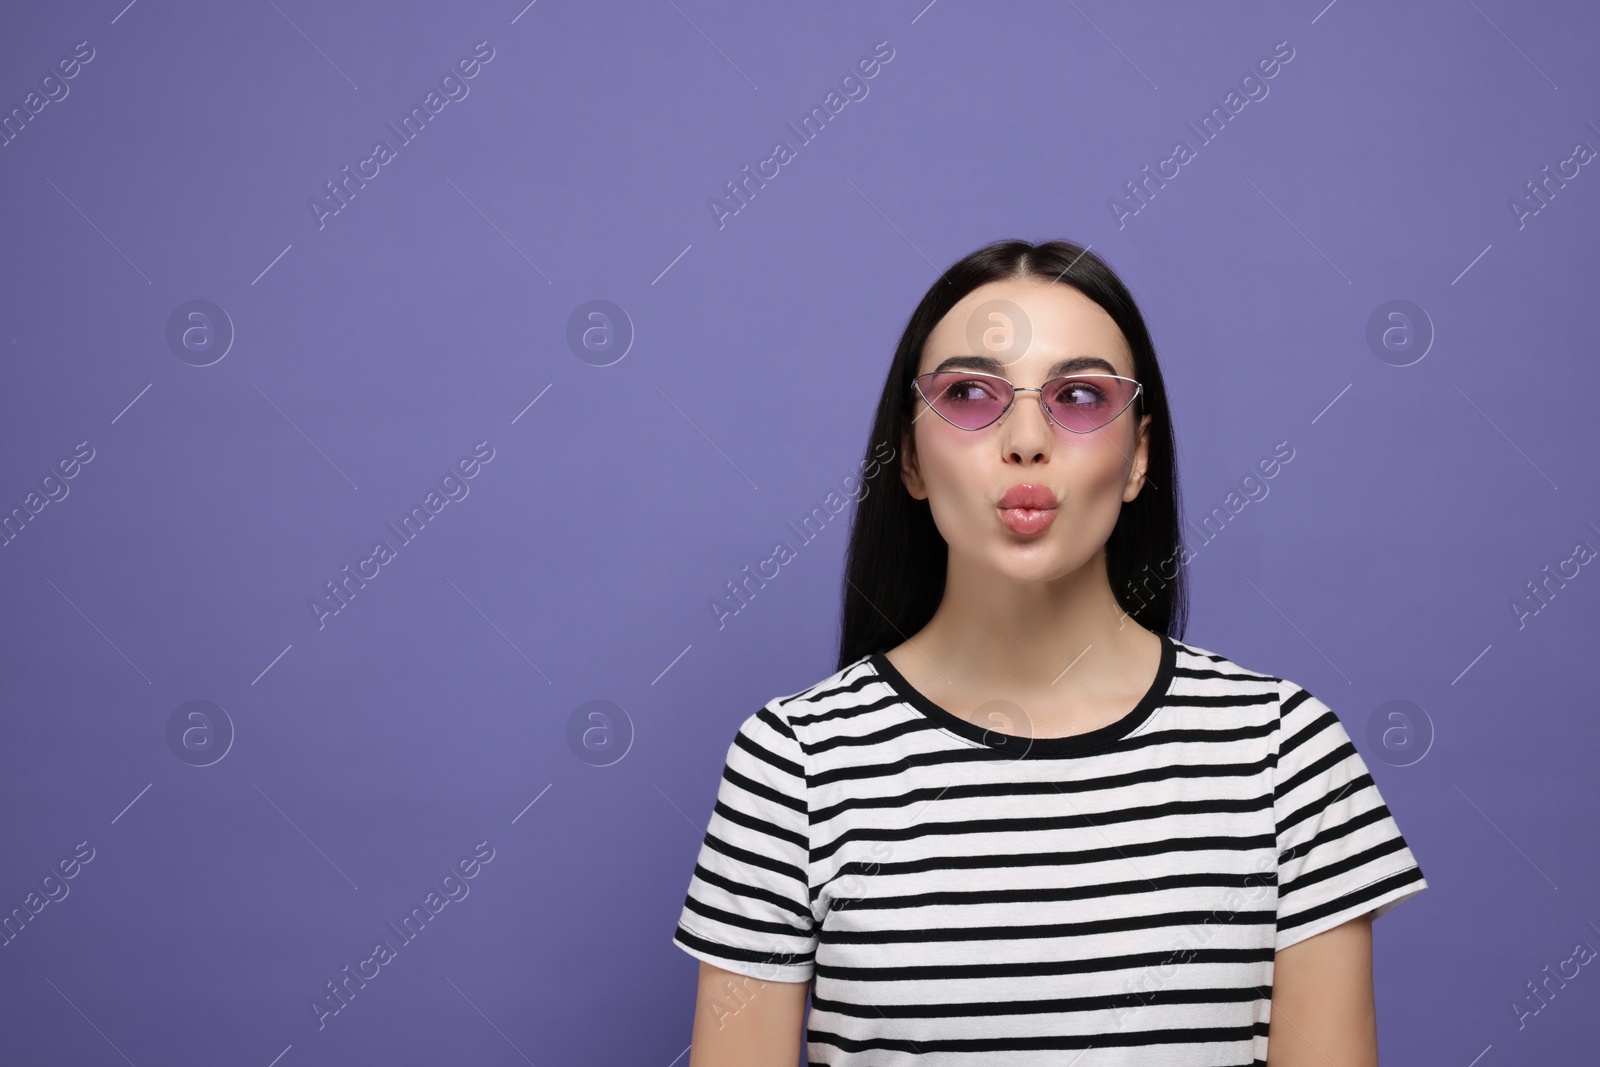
[920,277,1134,379]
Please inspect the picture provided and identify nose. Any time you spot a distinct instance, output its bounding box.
[1005,387,1055,424]
[999,387,1055,455]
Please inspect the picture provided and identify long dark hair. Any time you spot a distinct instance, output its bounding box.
[836,238,1187,671]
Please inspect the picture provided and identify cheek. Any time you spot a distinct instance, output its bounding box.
[1086,448,1131,494]
[915,436,988,524]
[1059,442,1136,524]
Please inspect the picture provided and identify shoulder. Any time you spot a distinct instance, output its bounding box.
[770,652,878,719]
[1166,636,1342,738]
[1170,637,1350,750]
[723,654,881,750]
[770,653,877,706]
[1169,635,1283,685]
[733,654,883,749]
[1167,636,1288,716]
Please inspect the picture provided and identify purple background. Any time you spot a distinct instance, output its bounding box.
[2,0,1597,1063]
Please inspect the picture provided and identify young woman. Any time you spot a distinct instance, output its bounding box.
[672,239,1427,1066]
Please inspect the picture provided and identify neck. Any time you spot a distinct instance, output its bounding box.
[908,546,1155,693]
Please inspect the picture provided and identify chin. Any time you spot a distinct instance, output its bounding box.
[988,547,1072,583]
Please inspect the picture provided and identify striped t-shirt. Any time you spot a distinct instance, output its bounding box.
[672,631,1428,1065]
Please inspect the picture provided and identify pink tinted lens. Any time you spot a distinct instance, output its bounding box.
[920,373,1011,429]
[1042,375,1139,433]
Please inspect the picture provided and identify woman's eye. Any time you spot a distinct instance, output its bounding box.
[1056,382,1106,406]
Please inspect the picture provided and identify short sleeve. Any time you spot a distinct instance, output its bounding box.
[1273,681,1428,953]
[672,702,816,983]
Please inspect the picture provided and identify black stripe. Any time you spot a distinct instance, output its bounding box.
[805,1021,1260,1053]
[1280,833,1412,895]
[813,980,1272,1018]
[732,726,804,781]
[811,794,1273,863]
[812,831,1278,896]
[814,943,1275,982]
[1277,733,1359,800]
[1278,770,1377,834]
[689,861,812,921]
[722,760,805,817]
[713,796,806,851]
[701,827,806,883]
[811,755,1272,824]
[680,893,813,939]
[1278,800,1391,864]
[819,904,1275,945]
[1277,866,1426,933]
[673,923,813,967]
[835,868,1278,912]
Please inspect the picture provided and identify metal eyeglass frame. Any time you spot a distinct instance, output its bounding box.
[911,370,1144,434]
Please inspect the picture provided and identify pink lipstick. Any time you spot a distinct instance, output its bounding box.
[997,483,1058,537]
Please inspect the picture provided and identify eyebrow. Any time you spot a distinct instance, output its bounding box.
[930,354,1121,377]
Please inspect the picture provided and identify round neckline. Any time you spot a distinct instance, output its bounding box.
[867,631,1176,758]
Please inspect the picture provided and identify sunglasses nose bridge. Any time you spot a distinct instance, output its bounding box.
[999,385,1058,430]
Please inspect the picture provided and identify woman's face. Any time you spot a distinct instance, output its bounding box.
[900,277,1152,584]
